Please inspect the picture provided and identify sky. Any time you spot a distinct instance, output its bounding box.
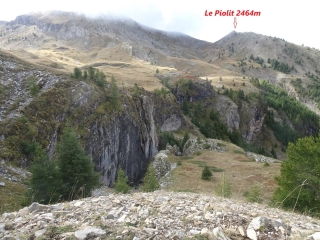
[0,0,319,49]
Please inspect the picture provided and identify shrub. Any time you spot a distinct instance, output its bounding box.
[114,168,130,194]
[202,166,212,180]
[27,76,39,96]
[203,143,211,149]
[263,162,270,167]
[216,173,232,198]
[244,185,263,203]
[194,151,202,156]
[142,164,160,192]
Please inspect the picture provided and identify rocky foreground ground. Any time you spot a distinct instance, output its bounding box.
[1,190,320,240]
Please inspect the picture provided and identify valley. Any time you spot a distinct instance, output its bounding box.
[0,11,320,236]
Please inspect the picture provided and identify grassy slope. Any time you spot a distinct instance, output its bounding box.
[0,177,27,214]
[164,141,280,203]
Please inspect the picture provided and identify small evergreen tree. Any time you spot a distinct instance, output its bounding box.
[201,166,212,180]
[182,99,189,115]
[27,144,61,204]
[88,66,95,79]
[73,67,82,80]
[272,135,320,216]
[57,126,100,201]
[83,70,88,80]
[110,76,120,109]
[114,168,130,194]
[142,164,160,192]
[156,68,159,73]
[94,69,107,87]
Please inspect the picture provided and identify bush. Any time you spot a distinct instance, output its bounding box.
[27,76,39,96]
[203,143,211,149]
[142,164,160,192]
[244,185,263,203]
[114,168,130,194]
[216,173,232,198]
[201,166,212,180]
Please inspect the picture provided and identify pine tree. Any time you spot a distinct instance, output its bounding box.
[73,67,82,80]
[114,168,130,194]
[110,76,120,109]
[201,166,212,180]
[142,164,160,192]
[272,135,320,216]
[88,66,95,80]
[182,99,189,115]
[94,69,107,87]
[83,70,88,80]
[27,144,61,204]
[57,126,100,201]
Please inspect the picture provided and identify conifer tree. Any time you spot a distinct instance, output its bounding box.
[88,66,95,79]
[56,126,100,201]
[114,168,130,194]
[201,166,212,180]
[73,67,82,79]
[110,76,120,108]
[27,144,61,204]
[142,164,160,192]
[272,135,320,216]
[83,70,88,80]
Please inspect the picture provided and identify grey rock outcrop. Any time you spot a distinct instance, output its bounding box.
[214,94,240,131]
[246,216,291,240]
[183,138,226,156]
[86,95,158,187]
[171,80,213,104]
[246,152,281,163]
[241,103,267,142]
[160,114,182,132]
[152,150,172,180]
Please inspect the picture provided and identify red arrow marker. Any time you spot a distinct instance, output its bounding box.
[233,17,237,28]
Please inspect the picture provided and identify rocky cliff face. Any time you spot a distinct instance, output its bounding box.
[240,103,267,142]
[213,94,240,131]
[171,80,214,104]
[0,52,189,187]
[85,95,158,186]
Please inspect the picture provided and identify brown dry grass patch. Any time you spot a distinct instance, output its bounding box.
[165,143,280,203]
